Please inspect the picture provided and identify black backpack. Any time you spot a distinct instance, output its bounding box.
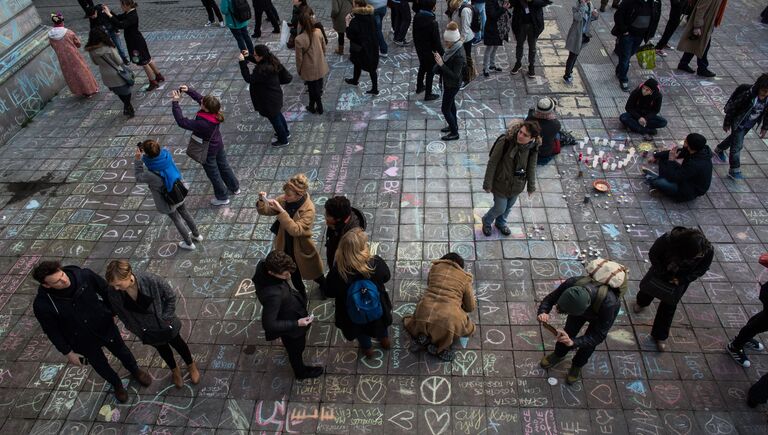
[460,4,482,33]
[230,0,252,22]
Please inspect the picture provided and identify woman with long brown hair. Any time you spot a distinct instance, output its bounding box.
[295,11,329,114]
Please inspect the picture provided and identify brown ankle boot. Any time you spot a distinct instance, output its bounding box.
[187,362,201,385]
[335,45,344,55]
[171,367,183,388]
[380,336,392,350]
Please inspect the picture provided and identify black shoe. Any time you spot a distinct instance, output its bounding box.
[125,104,135,118]
[415,86,425,94]
[697,69,716,78]
[677,64,695,73]
[482,225,492,237]
[344,78,359,86]
[490,66,503,72]
[296,366,324,380]
[305,105,316,114]
[527,66,536,78]
[316,102,324,114]
[424,94,439,101]
[271,140,290,147]
[366,89,379,95]
[251,33,261,38]
[483,70,490,77]
[600,5,606,11]
[272,28,281,34]
[441,132,459,141]
[495,224,512,236]
[510,62,522,75]
[727,342,751,368]
[440,126,452,133]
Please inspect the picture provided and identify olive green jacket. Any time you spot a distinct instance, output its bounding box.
[483,124,539,197]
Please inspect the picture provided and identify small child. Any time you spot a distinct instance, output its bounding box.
[563,0,598,84]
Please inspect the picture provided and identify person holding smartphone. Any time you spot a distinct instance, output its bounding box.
[253,251,323,379]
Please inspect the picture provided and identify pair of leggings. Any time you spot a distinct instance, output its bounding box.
[201,0,223,22]
[732,309,768,349]
[306,78,324,110]
[167,203,199,245]
[152,334,193,369]
[483,45,499,72]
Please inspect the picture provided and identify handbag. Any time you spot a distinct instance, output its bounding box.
[186,124,217,164]
[635,44,656,70]
[101,54,135,86]
[149,170,189,206]
[278,66,293,85]
[287,34,296,49]
[638,271,686,305]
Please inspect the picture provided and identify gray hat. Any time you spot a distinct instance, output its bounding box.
[536,97,556,113]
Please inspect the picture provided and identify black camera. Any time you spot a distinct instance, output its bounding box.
[514,169,526,177]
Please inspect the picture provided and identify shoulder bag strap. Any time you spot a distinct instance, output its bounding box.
[100,54,125,74]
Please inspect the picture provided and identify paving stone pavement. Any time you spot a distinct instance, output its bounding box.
[1,0,768,433]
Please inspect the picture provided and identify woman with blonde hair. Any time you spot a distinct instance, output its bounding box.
[257,173,325,298]
[105,260,199,388]
[326,228,392,358]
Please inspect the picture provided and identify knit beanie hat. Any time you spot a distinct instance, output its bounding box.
[444,28,461,43]
[556,286,591,315]
[536,97,556,113]
[685,133,707,151]
[643,78,659,91]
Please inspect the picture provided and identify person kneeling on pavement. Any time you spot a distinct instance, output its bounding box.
[619,78,667,139]
[641,132,712,201]
[403,253,476,362]
[538,258,627,384]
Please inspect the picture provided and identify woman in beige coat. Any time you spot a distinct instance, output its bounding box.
[257,173,325,298]
[85,28,135,117]
[404,253,476,361]
[676,0,725,77]
[295,13,329,114]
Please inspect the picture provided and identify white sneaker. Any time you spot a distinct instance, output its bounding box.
[233,188,242,195]
[205,21,212,27]
[210,198,230,206]
[219,21,225,28]
[178,241,196,250]
[191,234,204,242]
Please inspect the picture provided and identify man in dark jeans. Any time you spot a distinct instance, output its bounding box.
[251,0,281,38]
[510,0,552,78]
[654,0,683,55]
[32,261,151,403]
[611,0,661,91]
[641,133,712,201]
[78,0,95,16]
[253,251,323,379]
[726,253,768,368]
[391,0,412,45]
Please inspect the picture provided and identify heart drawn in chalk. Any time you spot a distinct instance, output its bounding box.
[653,383,682,406]
[384,166,399,177]
[663,412,692,435]
[424,409,450,435]
[356,376,386,403]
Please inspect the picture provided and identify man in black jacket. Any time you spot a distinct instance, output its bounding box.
[537,276,622,384]
[611,0,661,91]
[32,261,151,403]
[714,74,768,181]
[641,133,712,202]
[253,251,323,379]
[510,0,552,78]
[619,78,667,138]
[412,0,443,101]
[324,196,366,270]
[251,0,281,38]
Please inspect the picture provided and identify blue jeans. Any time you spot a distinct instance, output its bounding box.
[357,329,389,350]
[203,147,240,200]
[268,112,290,144]
[619,113,668,134]
[106,28,129,62]
[482,193,519,227]
[229,27,254,55]
[716,127,747,171]
[441,86,460,134]
[373,6,388,54]
[474,2,486,40]
[649,176,679,196]
[615,34,643,83]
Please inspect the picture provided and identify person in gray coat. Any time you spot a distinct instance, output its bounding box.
[85,27,135,117]
[434,21,467,141]
[563,0,598,84]
[135,139,202,250]
[105,260,199,388]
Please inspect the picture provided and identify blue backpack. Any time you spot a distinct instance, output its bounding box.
[346,279,383,324]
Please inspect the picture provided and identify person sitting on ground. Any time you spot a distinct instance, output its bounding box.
[641,132,712,202]
[619,78,667,139]
[526,97,562,165]
[403,253,476,362]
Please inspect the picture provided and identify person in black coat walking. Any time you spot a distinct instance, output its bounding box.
[642,133,713,202]
[633,227,713,351]
[510,0,552,78]
[326,228,393,358]
[481,0,509,76]
[253,251,323,379]
[32,261,152,403]
[251,0,281,37]
[239,45,292,146]
[726,252,768,369]
[345,1,381,95]
[435,21,467,141]
[324,196,367,269]
[412,0,443,100]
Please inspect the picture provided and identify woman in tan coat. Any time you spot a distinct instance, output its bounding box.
[295,12,329,114]
[676,0,725,77]
[404,253,476,361]
[257,174,325,298]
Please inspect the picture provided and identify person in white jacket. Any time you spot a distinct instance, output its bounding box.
[449,0,475,87]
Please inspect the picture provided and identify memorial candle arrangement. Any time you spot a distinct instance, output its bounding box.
[574,136,637,174]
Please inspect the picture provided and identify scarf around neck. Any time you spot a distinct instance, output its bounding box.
[142,148,182,192]
[443,41,463,63]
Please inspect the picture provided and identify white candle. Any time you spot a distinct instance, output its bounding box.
[592,137,598,144]
[618,143,625,152]
[579,141,585,149]
[618,161,624,169]
[609,140,616,148]
[602,161,609,170]
[598,150,605,158]
[628,147,636,155]
[603,139,609,146]
[610,163,617,171]
[586,147,593,155]
[592,158,599,168]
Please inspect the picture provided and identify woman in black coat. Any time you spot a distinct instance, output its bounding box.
[482,0,508,76]
[412,0,443,100]
[344,0,380,95]
[239,45,293,147]
[634,227,713,351]
[325,228,393,358]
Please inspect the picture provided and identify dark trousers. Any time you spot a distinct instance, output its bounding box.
[78,0,94,13]
[656,0,683,48]
[553,315,599,368]
[462,40,474,83]
[290,270,326,300]
[679,39,711,72]
[167,203,199,245]
[281,333,309,376]
[338,31,345,47]
[615,33,643,83]
[373,6,388,54]
[417,62,436,95]
[619,112,668,134]
[748,373,768,405]
[117,93,132,109]
[564,51,578,78]
[201,0,223,22]
[733,310,768,349]
[352,66,379,92]
[252,0,280,36]
[441,86,460,134]
[229,27,255,55]
[306,78,324,110]
[636,288,678,340]
[391,1,412,42]
[267,112,290,144]
[716,127,747,171]
[514,23,538,66]
[83,333,139,388]
[203,147,240,200]
[152,334,194,369]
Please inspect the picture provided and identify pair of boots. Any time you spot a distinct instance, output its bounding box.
[306,99,324,115]
[344,78,379,95]
[123,103,135,118]
[540,352,582,384]
[146,73,166,92]
[114,368,153,403]
[170,361,201,388]
[335,42,344,55]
